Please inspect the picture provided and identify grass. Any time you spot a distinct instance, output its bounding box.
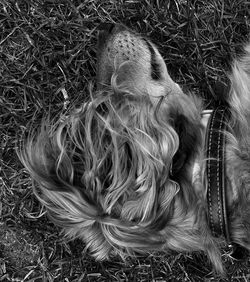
[0,0,250,281]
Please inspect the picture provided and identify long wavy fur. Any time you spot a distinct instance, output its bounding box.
[19,38,250,275]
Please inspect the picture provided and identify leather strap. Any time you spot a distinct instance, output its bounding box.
[206,106,231,243]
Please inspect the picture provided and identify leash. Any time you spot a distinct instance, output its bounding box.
[205,105,248,260]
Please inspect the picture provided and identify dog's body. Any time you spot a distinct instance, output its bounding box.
[20,24,250,274]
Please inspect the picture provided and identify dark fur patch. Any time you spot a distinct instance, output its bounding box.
[144,39,162,80]
[171,114,201,178]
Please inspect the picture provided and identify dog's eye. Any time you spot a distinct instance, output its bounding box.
[144,39,162,80]
[151,58,162,80]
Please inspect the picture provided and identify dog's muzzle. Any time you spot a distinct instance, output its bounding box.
[96,23,148,87]
[95,23,184,100]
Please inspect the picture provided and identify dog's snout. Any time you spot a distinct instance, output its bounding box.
[96,23,143,87]
[97,24,148,70]
[96,23,176,96]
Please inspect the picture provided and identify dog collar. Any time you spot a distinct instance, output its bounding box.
[205,106,232,244]
[205,106,250,260]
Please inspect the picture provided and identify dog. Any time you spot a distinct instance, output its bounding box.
[19,24,250,274]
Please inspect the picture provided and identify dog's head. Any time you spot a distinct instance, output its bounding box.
[20,24,222,271]
[96,24,203,177]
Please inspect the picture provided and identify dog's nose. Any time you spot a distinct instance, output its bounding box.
[97,23,128,48]
[97,23,115,47]
[97,23,116,34]
[97,23,127,34]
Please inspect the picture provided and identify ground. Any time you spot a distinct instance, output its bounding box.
[0,0,250,281]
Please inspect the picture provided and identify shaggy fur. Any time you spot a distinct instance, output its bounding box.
[19,24,250,274]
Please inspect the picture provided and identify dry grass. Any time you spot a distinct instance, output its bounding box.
[0,0,250,281]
